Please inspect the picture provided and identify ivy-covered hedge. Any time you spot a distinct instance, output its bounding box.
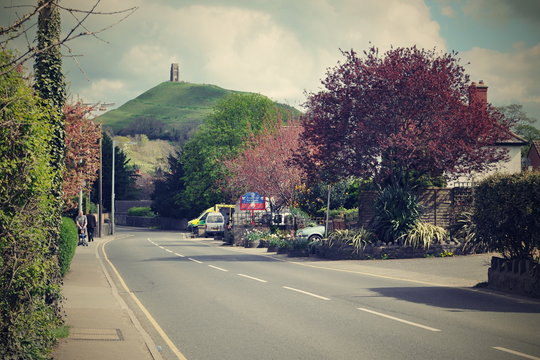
[0,51,62,359]
[473,172,540,260]
[59,217,78,276]
[127,206,155,217]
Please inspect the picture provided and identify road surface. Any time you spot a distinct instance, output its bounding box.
[105,228,540,360]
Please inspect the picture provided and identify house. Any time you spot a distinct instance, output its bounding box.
[448,81,528,186]
[527,140,540,171]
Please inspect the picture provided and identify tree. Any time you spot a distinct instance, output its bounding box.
[151,151,190,218]
[298,47,510,188]
[63,102,101,210]
[90,132,139,212]
[222,119,304,212]
[180,93,285,216]
[496,104,540,155]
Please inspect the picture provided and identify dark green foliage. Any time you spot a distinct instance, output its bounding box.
[297,178,360,217]
[58,217,78,276]
[0,51,62,359]
[90,132,140,211]
[127,207,155,217]
[473,172,540,260]
[371,185,422,243]
[151,151,191,218]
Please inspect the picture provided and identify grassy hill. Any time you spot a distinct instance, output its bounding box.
[98,81,301,175]
[98,81,300,144]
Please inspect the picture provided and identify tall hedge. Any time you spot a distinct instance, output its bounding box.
[0,51,62,359]
[59,217,78,276]
[473,171,540,260]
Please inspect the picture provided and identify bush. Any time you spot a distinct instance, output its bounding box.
[371,185,422,243]
[127,206,155,217]
[0,51,62,359]
[404,221,448,249]
[473,172,540,260]
[59,217,78,276]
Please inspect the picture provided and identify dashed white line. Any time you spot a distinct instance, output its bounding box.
[208,265,229,272]
[357,307,441,332]
[174,253,185,258]
[165,249,173,253]
[188,258,203,264]
[283,286,330,301]
[493,347,540,360]
[237,274,268,283]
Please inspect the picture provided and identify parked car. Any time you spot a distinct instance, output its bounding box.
[204,212,225,237]
[296,225,326,242]
[187,204,234,231]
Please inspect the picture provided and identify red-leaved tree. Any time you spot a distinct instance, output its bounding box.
[63,102,101,209]
[298,46,510,187]
[223,119,304,212]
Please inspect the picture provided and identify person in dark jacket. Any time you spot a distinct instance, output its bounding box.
[86,211,97,242]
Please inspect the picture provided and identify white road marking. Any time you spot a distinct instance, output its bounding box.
[174,253,185,258]
[357,307,441,332]
[188,258,203,264]
[165,249,173,253]
[237,274,268,283]
[101,238,188,360]
[493,347,540,359]
[208,265,229,272]
[283,286,330,301]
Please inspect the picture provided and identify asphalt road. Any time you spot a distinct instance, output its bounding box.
[106,228,540,360]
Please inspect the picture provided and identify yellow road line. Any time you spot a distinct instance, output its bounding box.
[100,236,188,360]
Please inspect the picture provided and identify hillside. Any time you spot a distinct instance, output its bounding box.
[98,81,300,144]
[98,81,301,176]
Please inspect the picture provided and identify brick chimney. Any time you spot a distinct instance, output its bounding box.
[468,80,488,109]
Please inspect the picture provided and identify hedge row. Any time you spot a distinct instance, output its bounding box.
[59,217,79,276]
[0,51,63,359]
[474,171,540,260]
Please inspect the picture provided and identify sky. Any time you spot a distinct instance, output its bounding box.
[2,0,540,122]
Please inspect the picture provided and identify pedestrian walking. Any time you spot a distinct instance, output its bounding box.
[76,210,88,246]
[86,211,97,242]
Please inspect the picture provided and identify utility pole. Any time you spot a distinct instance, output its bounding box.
[98,136,103,237]
[111,140,115,235]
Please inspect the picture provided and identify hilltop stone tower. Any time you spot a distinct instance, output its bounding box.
[170,63,179,82]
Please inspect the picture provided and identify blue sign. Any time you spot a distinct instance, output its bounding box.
[240,192,265,210]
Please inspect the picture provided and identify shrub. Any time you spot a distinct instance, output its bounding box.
[404,221,448,249]
[473,172,540,260]
[0,51,62,359]
[58,217,78,276]
[371,185,422,243]
[127,206,155,217]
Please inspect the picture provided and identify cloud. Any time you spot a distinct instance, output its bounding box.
[84,0,445,108]
[2,0,447,110]
[462,43,540,105]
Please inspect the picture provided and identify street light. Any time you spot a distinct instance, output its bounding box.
[111,139,115,235]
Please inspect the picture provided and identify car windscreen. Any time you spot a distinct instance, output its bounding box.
[206,215,223,223]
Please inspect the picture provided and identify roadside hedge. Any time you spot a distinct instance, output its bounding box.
[473,171,540,260]
[127,206,155,217]
[59,217,78,276]
[0,51,62,359]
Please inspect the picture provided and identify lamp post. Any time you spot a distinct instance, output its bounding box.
[111,139,115,235]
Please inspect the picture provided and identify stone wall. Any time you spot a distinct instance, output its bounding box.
[488,257,540,298]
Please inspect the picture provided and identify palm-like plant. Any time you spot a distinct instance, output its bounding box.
[371,184,422,243]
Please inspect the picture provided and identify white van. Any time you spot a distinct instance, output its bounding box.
[204,212,225,237]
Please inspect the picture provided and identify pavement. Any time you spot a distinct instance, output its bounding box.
[53,234,161,360]
[53,230,535,360]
